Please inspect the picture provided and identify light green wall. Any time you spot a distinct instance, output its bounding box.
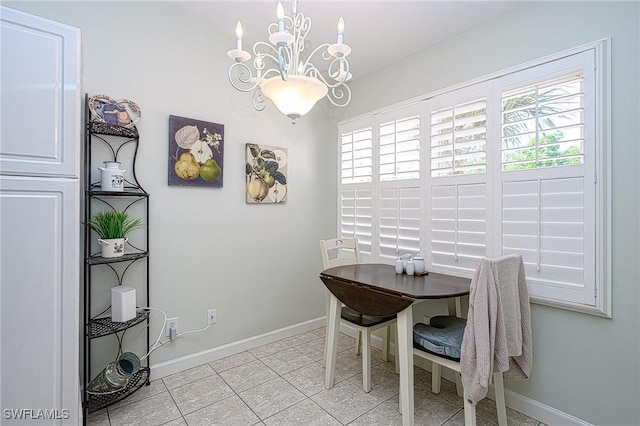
[335,2,640,424]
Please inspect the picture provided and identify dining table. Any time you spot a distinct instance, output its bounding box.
[319,263,471,426]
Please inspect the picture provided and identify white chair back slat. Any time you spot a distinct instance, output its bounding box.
[320,238,360,270]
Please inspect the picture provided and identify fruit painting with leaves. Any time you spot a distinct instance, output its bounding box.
[245,143,287,204]
[168,115,224,188]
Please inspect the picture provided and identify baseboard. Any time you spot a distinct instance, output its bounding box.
[503,389,593,426]
[150,318,591,426]
[149,317,326,381]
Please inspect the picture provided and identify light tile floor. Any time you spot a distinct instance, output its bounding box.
[87,327,545,426]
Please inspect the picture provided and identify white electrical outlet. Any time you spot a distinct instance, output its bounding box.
[423,315,431,325]
[165,317,178,338]
[207,309,216,325]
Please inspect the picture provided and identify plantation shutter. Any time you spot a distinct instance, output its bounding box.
[426,87,488,275]
[379,112,420,181]
[379,185,421,260]
[499,51,595,305]
[430,98,487,177]
[377,107,421,260]
[339,121,374,256]
[340,188,373,256]
[429,182,487,274]
[340,125,373,185]
[502,177,589,303]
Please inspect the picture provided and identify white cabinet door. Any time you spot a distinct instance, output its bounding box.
[0,7,80,178]
[0,176,80,424]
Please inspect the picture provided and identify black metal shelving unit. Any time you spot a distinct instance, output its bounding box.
[82,94,150,419]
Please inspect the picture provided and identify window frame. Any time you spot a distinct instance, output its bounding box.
[337,39,611,317]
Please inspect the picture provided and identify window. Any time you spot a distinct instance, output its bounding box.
[337,41,610,316]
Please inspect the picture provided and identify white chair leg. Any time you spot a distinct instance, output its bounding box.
[394,330,399,374]
[431,362,442,394]
[493,372,507,426]
[382,326,390,362]
[463,397,477,426]
[455,372,463,397]
[355,330,362,355]
[362,330,372,392]
[323,291,331,364]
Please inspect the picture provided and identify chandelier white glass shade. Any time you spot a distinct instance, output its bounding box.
[227,0,352,123]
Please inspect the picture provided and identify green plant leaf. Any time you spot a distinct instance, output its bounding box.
[85,210,143,239]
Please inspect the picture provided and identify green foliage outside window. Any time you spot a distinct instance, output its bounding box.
[502,131,582,171]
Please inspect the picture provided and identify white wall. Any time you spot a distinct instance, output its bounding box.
[334,2,640,425]
[4,0,334,374]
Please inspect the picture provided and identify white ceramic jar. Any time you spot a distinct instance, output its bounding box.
[413,255,425,275]
[395,258,404,274]
[99,161,126,192]
[405,260,415,276]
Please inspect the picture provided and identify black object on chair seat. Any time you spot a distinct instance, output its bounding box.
[413,315,466,360]
[341,306,397,327]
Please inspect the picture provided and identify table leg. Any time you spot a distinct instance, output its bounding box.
[324,292,341,389]
[397,305,414,426]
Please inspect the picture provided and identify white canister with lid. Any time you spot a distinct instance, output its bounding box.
[395,258,404,274]
[413,255,425,275]
[401,253,412,272]
[99,161,126,192]
[405,260,415,276]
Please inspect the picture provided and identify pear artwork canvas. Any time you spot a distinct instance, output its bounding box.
[245,143,287,204]
[169,115,224,187]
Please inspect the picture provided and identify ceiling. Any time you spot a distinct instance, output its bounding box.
[166,0,529,80]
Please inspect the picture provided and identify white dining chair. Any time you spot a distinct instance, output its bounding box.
[412,254,532,426]
[320,238,397,392]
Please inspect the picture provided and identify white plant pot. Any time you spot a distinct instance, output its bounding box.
[97,237,127,258]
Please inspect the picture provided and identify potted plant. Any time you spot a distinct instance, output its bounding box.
[86,210,143,258]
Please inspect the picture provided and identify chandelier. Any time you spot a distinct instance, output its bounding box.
[227,0,352,123]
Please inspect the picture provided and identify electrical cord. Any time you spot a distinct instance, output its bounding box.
[136,306,167,361]
[174,322,213,338]
[136,306,214,360]
[86,307,212,396]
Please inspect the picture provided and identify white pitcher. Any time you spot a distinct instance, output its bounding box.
[99,161,126,192]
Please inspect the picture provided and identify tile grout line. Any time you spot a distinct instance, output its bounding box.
[91,328,543,426]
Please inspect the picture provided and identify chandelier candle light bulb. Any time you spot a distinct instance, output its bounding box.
[235,21,243,51]
[227,0,352,123]
[277,2,285,32]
